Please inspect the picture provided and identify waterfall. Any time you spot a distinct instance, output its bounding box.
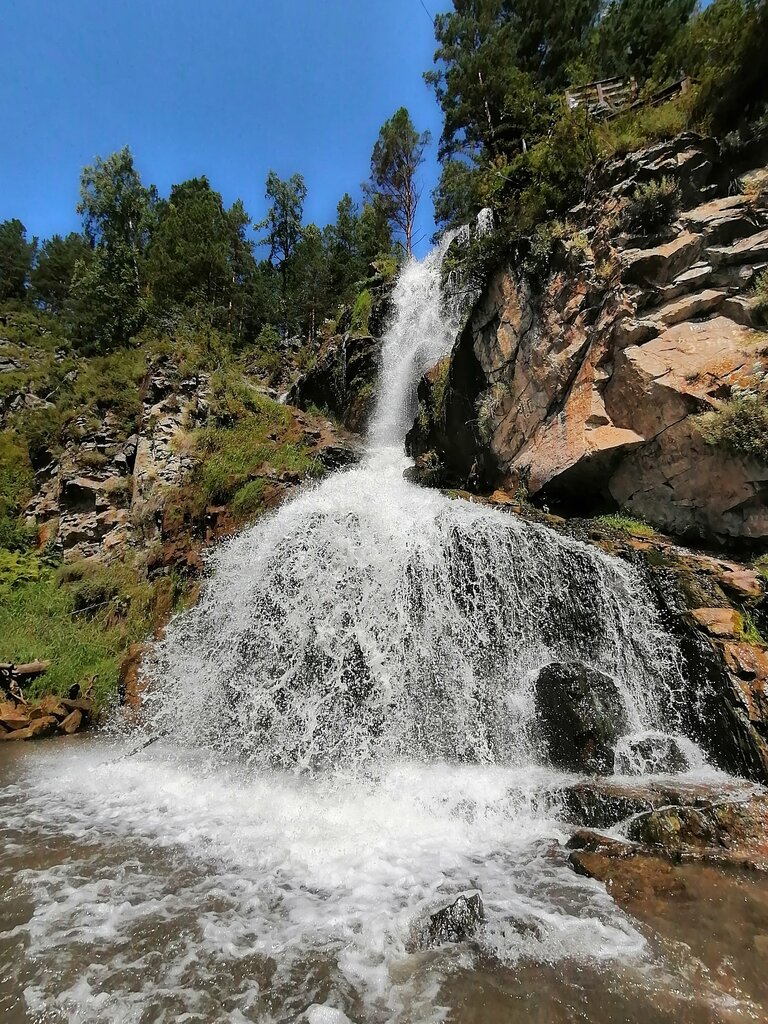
[144,244,687,773]
[3,245,732,1024]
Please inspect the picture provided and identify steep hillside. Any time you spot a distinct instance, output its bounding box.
[409,133,768,543]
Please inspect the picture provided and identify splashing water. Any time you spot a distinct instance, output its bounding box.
[144,239,686,770]
[2,244,741,1024]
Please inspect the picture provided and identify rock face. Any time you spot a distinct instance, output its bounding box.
[534,661,629,773]
[288,333,381,432]
[409,133,768,543]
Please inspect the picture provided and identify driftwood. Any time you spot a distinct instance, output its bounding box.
[0,660,52,682]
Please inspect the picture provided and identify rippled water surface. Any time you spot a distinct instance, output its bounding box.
[2,739,768,1023]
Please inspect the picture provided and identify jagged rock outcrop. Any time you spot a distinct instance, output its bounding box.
[409,133,768,543]
[288,332,381,432]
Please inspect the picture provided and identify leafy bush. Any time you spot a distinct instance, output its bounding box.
[699,389,768,463]
[0,430,35,550]
[475,385,504,444]
[620,177,682,234]
[597,96,694,159]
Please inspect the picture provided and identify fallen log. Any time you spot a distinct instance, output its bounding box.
[0,660,52,681]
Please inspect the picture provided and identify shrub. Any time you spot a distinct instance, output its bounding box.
[597,97,693,159]
[475,385,505,444]
[0,551,152,709]
[0,430,35,550]
[620,177,682,234]
[752,270,768,324]
[699,389,768,463]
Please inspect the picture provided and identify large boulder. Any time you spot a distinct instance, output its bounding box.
[534,662,629,774]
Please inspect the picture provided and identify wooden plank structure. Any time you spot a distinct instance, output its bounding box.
[566,75,694,121]
[566,77,639,118]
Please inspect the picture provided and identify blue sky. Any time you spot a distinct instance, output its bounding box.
[1,0,449,256]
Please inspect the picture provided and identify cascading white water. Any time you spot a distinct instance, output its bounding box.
[1,244,741,1024]
[144,241,687,771]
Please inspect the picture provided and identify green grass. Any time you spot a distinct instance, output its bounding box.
[0,554,151,708]
[595,513,656,537]
[350,289,372,336]
[596,94,694,159]
[620,177,682,234]
[738,609,766,646]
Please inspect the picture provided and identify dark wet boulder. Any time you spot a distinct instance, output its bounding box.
[534,662,629,774]
[414,892,484,949]
[614,733,690,775]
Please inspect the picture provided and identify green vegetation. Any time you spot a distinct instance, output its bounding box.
[0,551,158,708]
[738,609,766,646]
[350,290,373,336]
[699,389,768,464]
[595,513,656,537]
[620,177,682,233]
[752,270,768,324]
[428,0,768,251]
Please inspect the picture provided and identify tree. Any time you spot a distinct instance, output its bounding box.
[432,159,484,233]
[0,219,36,302]
[31,232,90,313]
[261,171,307,308]
[589,0,696,82]
[324,193,364,302]
[358,197,394,266]
[426,0,599,166]
[293,224,330,341]
[146,176,255,328]
[71,147,156,348]
[366,107,430,256]
[78,146,156,298]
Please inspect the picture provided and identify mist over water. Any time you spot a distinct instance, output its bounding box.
[144,243,687,771]
[1,245,747,1024]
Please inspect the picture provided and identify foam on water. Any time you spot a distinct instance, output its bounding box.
[0,243,737,1022]
[143,243,687,771]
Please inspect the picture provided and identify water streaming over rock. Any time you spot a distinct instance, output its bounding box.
[2,243,744,1024]
[145,241,687,772]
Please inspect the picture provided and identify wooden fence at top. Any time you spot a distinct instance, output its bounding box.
[565,76,693,120]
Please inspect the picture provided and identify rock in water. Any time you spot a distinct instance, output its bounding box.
[534,662,629,774]
[614,733,690,775]
[416,892,484,948]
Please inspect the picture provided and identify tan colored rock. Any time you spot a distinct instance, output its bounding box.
[0,711,31,731]
[709,228,768,266]
[646,288,725,329]
[59,709,83,735]
[60,697,94,717]
[27,715,59,738]
[620,231,703,287]
[690,607,742,638]
[34,694,70,720]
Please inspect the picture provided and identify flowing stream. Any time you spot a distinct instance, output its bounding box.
[1,246,766,1023]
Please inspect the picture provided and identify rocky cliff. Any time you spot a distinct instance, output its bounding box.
[409,133,768,544]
